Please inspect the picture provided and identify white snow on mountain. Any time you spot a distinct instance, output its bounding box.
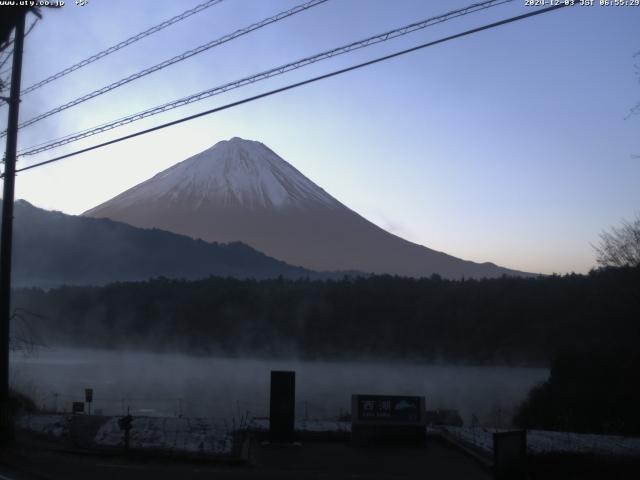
[105,137,340,211]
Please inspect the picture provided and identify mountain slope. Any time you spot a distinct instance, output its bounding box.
[85,137,532,279]
[6,200,328,288]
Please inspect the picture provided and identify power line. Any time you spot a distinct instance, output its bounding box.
[17,0,512,156]
[0,49,13,73]
[20,0,226,96]
[11,3,572,176]
[24,17,39,38]
[0,38,13,55]
[0,18,37,103]
[6,0,328,137]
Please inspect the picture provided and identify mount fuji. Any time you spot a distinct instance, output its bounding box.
[84,137,530,279]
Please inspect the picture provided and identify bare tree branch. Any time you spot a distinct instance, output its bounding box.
[10,308,47,354]
[593,214,640,268]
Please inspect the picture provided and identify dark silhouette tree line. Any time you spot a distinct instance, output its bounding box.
[12,266,640,366]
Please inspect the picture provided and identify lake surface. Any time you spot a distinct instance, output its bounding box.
[11,348,548,426]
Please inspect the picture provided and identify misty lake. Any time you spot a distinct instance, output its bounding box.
[10,348,548,426]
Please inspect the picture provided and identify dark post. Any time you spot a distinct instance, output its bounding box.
[269,370,295,443]
[493,430,527,480]
[85,388,93,415]
[118,408,133,453]
[0,11,26,443]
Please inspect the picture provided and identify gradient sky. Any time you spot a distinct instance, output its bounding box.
[1,0,639,274]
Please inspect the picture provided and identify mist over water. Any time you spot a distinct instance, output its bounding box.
[11,348,548,426]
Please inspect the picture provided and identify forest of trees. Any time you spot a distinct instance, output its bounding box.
[12,265,640,366]
[515,346,640,435]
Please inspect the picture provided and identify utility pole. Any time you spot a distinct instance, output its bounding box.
[0,10,26,443]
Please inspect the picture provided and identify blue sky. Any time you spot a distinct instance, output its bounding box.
[2,0,639,274]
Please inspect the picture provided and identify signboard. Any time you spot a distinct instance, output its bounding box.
[72,401,85,414]
[85,388,93,403]
[269,371,295,443]
[351,394,426,446]
[353,395,425,424]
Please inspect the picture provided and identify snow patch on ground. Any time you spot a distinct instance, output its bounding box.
[16,414,70,438]
[246,418,351,433]
[94,417,234,455]
[441,426,640,458]
[18,414,640,459]
[17,414,234,456]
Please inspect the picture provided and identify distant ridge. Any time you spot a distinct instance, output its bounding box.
[5,199,336,288]
[85,137,533,279]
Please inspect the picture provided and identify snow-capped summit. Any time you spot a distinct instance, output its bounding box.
[84,138,531,279]
[98,137,339,211]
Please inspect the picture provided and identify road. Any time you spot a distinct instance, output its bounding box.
[0,438,491,479]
